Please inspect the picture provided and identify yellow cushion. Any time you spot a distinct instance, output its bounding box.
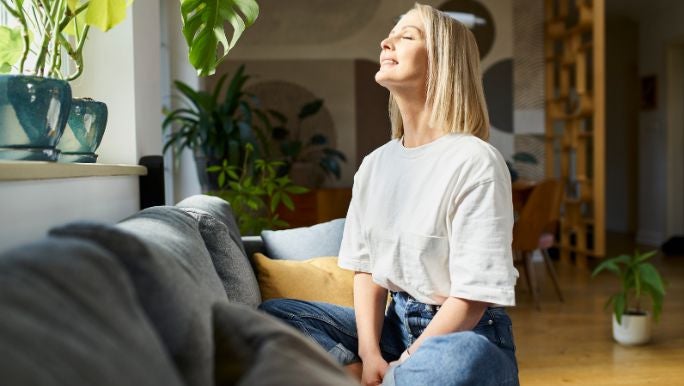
[252,253,355,307]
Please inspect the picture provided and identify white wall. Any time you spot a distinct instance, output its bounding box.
[608,0,684,245]
[162,0,201,203]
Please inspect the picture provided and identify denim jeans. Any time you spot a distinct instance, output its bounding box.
[259,292,519,386]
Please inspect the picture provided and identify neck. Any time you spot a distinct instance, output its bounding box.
[393,91,443,148]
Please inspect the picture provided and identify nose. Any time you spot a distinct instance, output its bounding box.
[380,36,393,51]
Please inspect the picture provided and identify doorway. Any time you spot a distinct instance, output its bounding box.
[666,42,684,237]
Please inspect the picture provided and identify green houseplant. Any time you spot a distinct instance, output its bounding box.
[162,65,267,191]
[208,143,308,235]
[0,0,135,161]
[592,249,667,345]
[268,99,347,187]
[0,0,258,161]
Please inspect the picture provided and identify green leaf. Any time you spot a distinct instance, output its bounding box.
[65,4,89,36]
[180,0,259,76]
[218,171,226,188]
[298,99,323,119]
[0,26,24,72]
[206,165,222,172]
[86,0,131,32]
[270,191,280,212]
[281,193,294,211]
[285,185,308,194]
[613,292,626,324]
[635,250,657,263]
[267,109,288,124]
[638,263,666,295]
[591,254,630,277]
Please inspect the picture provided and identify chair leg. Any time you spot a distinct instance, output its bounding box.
[522,251,540,310]
[542,248,564,302]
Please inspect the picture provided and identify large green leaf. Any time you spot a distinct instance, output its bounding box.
[180,0,259,76]
[0,26,23,73]
[639,263,666,295]
[86,0,131,32]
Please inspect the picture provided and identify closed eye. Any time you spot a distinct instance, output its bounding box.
[402,36,414,40]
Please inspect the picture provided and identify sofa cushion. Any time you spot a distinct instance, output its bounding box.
[181,207,261,307]
[261,218,346,260]
[176,194,246,256]
[253,253,354,307]
[212,301,357,386]
[0,237,184,386]
[50,207,227,386]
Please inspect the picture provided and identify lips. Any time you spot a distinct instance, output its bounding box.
[380,57,398,66]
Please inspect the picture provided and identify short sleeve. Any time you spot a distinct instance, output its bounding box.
[448,178,518,306]
[337,174,371,273]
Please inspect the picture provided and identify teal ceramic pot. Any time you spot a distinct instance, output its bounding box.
[0,75,72,161]
[57,98,108,163]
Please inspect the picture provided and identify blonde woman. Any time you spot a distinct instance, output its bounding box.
[260,3,519,385]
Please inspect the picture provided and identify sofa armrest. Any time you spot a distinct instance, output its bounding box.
[242,236,265,259]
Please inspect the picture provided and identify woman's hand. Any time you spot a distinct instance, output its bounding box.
[360,353,389,386]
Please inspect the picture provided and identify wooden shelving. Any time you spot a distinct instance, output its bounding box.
[544,0,605,267]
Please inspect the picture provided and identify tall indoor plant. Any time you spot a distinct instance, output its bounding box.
[592,249,667,345]
[162,65,266,191]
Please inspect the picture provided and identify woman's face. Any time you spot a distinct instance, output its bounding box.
[375,9,428,92]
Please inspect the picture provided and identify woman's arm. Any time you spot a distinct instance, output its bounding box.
[354,272,388,360]
[354,272,390,385]
[404,297,487,356]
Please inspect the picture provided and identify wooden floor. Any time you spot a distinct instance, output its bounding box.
[510,234,684,385]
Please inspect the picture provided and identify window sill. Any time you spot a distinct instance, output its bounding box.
[0,161,147,181]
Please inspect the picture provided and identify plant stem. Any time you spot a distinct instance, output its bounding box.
[65,25,87,80]
[10,2,31,74]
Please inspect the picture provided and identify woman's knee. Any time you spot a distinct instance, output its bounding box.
[258,298,302,319]
[391,332,518,386]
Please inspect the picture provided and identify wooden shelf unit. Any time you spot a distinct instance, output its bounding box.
[544,0,605,267]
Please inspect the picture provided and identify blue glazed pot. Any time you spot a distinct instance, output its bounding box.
[57,98,108,163]
[0,75,72,161]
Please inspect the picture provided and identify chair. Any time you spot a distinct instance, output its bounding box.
[512,179,564,309]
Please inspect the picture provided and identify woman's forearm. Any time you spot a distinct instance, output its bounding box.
[408,297,488,354]
[353,272,388,360]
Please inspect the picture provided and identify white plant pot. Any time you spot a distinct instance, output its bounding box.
[612,312,652,346]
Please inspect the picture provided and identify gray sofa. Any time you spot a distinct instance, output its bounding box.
[0,195,357,386]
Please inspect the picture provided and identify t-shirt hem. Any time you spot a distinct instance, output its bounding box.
[337,259,371,273]
[449,287,516,306]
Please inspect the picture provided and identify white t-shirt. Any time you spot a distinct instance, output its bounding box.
[338,133,518,306]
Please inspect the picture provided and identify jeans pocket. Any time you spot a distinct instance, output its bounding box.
[472,309,516,352]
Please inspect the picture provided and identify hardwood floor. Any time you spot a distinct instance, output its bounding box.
[509,235,684,385]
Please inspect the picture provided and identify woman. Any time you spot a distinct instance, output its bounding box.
[259,4,519,385]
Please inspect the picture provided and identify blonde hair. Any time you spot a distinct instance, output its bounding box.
[389,3,490,141]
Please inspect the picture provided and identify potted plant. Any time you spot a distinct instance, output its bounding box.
[591,249,667,345]
[268,99,347,188]
[0,0,258,161]
[0,0,134,161]
[208,143,308,235]
[162,65,268,192]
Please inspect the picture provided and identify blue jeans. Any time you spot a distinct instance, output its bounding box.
[259,292,519,386]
